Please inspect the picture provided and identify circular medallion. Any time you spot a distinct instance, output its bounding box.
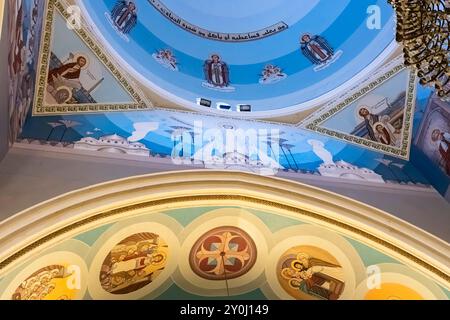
[189,226,257,280]
[354,264,447,300]
[364,283,424,300]
[12,265,77,300]
[99,232,169,295]
[88,220,180,300]
[277,245,346,300]
[264,225,365,300]
[1,251,88,300]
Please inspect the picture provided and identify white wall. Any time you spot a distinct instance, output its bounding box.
[0,1,9,162]
[0,146,449,242]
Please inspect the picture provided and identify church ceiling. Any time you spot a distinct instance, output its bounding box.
[9,0,450,196]
[78,0,397,118]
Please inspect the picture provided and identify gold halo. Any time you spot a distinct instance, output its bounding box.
[72,53,90,70]
[300,33,312,43]
[372,121,386,132]
[355,105,373,121]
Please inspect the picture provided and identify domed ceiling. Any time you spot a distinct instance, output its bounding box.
[79,0,396,115]
[11,0,450,197]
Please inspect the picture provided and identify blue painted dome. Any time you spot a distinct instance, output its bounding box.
[80,0,396,115]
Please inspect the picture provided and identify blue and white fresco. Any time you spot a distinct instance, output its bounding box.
[413,93,450,201]
[79,0,396,113]
[19,106,429,185]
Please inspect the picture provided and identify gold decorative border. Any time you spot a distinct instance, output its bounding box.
[32,0,152,115]
[305,64,416,159]
[0,194,448,285]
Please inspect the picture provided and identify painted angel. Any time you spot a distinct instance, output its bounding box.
[281,253,345,300]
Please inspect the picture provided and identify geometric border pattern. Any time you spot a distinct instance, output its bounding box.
[303,63,417,160]
[32,0,153,115]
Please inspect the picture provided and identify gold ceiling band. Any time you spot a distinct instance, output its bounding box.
[389,0,450,99]
[0,194,448,284]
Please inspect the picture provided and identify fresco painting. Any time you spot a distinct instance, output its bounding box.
[99,232,168,295]
[17,106,431,186]
[0,206,447,300]
[7,0,44,144]
[31,0,150,115]
[1,0,449,305]
[277,246,345,300]
[76,0,396,112]
[413,94,450,200]
[305,66,416,159]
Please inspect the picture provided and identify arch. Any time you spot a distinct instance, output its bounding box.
[0,170,448,289]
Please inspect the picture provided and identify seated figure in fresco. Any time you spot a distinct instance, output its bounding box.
[204,54,230,88]
[47,55,88,103]
[281,253,345,300]
[110,1,138,34]
[431,129,450,175]
[300,34,334,65]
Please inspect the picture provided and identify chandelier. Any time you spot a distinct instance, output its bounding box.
[389,0,450,99]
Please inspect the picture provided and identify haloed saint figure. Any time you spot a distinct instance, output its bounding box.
[204,54,230,88]
[300,33,343,72]
[431,129,450,175]
[202,54,234,92]
[300,34,335,65]
[111,1,138,34]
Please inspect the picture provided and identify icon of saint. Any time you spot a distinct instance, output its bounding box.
[300,33,335,65]
[110,1,138,34]
[203,54,230,88]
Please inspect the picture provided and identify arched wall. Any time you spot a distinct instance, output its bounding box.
[0,170,448,291]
